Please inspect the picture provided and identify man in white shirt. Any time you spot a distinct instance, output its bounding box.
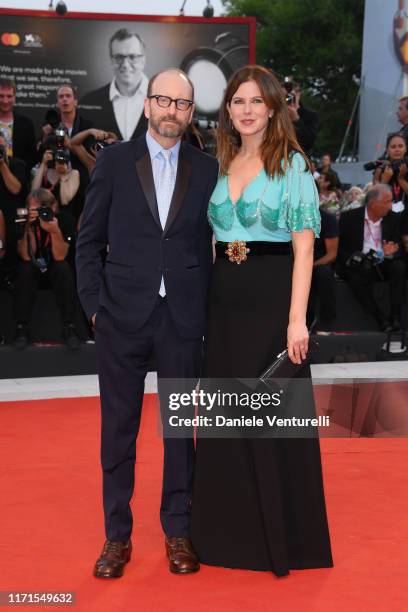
[80,29,148,141]
[337,184,406,331]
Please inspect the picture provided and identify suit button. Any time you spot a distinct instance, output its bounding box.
[165,238,170,241]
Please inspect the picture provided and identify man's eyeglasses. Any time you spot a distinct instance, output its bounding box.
[148,95,193,112]
[111,54,144,66]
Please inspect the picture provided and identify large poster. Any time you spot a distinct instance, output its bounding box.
[0,10,254,138]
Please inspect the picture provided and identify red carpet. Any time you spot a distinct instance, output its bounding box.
[0,394,407,612]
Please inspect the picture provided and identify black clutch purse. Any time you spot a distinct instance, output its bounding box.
[259,338,319,384]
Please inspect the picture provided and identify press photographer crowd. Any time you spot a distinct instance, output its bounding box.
[1,74,408,349]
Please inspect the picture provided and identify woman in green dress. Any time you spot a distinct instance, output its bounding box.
[190,65,333,577]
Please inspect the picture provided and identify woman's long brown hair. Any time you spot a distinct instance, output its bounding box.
[217,64,310,177]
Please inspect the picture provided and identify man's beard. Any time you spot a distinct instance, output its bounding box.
[150,114,186,138]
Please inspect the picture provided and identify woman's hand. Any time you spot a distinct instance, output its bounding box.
[89,128,108,141]
[42,149,53,165]
[381,164,393,183]
[287,320,309,365]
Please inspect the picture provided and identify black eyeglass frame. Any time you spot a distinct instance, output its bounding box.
[147,94,194,111]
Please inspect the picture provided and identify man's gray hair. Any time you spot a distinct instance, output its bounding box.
[365,184,392,206]
[29,188,57,208]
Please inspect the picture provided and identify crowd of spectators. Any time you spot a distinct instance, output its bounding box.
[1,68,408,349]
[308,96,408,333]
[0,76,112,349]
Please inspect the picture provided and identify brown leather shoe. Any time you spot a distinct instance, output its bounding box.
[93,539,132,578]
[165,537,200,574]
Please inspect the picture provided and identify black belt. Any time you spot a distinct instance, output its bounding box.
[216,241,291,264]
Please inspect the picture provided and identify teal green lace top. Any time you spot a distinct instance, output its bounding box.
[208,152,321,242]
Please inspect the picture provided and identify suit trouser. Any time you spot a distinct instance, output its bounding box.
[341,259,406,316]
[14,260,76,323]
[95,296,202,541]
[308,264,337,322]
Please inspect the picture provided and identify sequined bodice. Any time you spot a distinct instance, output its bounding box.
[208,153,321,242]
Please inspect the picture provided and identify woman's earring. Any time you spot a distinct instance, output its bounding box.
[229,117,236,131]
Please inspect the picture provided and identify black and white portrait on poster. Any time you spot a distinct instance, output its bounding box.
[0,10,254,139]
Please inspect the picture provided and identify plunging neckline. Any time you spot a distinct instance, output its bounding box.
[227,168,265,205]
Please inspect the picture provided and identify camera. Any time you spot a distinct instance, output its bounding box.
[44,108,61,130]
[15,205,55,229]
[283,77,296,105]
[54,123,67,149]
[45,146,70,169]
[37,206,55,222]
[42,121,68,168]
[364,157,408,173]
[389,157,408,172]
[346,249,384,277]
[93,140,113,153]
[54,148,70,165]
[0,144,6,160]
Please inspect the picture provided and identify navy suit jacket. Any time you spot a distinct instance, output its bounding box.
[76,133,218,338]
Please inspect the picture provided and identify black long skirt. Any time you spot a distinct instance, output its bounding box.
[190,246,333,577]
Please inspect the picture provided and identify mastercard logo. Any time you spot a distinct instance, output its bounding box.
[1,33,21,46]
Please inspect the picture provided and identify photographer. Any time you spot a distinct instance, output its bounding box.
[284,77,319,154]
[13,188,80,350]
[41,84,93,148]
[0,132,26,275]
[336,185,406,332]
[32,148,80,221]
[373,133,408,212]
[317,153,341,189]
[69,128,119,176]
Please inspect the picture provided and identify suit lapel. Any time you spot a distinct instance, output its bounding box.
[135,151,161,229]
[163,147,191,235]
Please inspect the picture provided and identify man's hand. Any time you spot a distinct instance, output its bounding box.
[28,207,39,224]
[39,216,60,234]
[42,124,53,138]
[287,102,300,123]
[91,313,96,327]
[383,240,399,257]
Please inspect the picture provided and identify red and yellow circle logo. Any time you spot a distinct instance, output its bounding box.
[1,33,21,46]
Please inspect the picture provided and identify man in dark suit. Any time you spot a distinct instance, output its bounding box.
[0,77,37,175]
[336,185,406,331]
[80,28,148,141]
[76,68,218,578]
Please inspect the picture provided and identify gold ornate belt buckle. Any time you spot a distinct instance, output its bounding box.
[225,240,250,264]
